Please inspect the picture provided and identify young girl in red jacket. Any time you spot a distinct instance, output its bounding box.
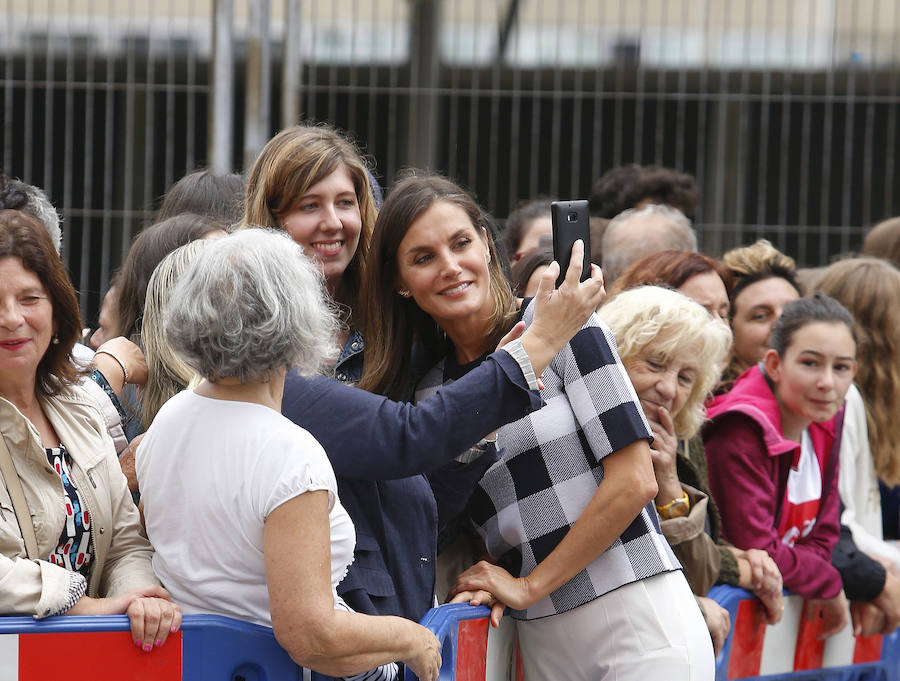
[705,293,858,639]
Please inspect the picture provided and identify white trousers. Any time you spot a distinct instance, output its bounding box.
[515,570,714,681]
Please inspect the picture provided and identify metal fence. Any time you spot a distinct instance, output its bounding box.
[2,0,899,323]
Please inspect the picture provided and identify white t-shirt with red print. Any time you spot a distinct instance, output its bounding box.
[778,430,824,547]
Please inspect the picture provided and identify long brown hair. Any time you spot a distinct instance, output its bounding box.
[116,213,225,341]
[815,258,900,486]
[241,124,376,318]
[359,173,517,399]
[0,210,82,397]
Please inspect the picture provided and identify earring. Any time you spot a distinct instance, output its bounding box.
[398,289,411,298]
[52,335,59,345]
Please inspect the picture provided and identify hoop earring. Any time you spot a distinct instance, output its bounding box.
[398,289,411,298]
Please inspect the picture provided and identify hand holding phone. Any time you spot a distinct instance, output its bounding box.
[550,200,591,288]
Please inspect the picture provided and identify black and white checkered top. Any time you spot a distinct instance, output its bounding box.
[416,303,680,620]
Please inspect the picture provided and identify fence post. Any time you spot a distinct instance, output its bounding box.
[244,0,272,170]
[210,0,235,174]
[407,0,441,169]
[281,0,302,128]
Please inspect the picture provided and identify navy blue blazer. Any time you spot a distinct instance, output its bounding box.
[281,350,541,623]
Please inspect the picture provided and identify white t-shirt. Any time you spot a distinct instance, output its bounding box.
[136,389,355,627]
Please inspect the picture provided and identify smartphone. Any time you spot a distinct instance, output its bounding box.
[550,200,592,288]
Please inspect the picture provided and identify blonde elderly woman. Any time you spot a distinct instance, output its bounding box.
[0,210,180,651]
[136,229,441,681]
[598,286,783,650]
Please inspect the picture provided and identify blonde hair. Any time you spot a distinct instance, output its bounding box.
[815,258,900,486]
[599,286,732,438]
[141,240,208,427]
[721,239,801,381]
[241,124,376,318]
[722,239,800,297]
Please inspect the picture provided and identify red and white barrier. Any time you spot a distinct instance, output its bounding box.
[725,594,882,678]
[417,589,900,681]
[0,629,182,680]
[0,614,304,681]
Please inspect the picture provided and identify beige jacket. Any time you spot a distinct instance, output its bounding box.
[0,383,158,618]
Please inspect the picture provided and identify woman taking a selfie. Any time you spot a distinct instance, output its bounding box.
[360,173,713,681]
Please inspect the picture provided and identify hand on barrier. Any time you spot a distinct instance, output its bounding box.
[402,626,442,681]
[66,584,182,651]
[872,568,900,633]
[805,589,850,640]
[851,601,888,637]
[733,547,784,624]
[450,561,534,612]
[696,595,730,655]
[448,589,506,628]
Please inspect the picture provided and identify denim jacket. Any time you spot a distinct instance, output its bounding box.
[331,330,364,385]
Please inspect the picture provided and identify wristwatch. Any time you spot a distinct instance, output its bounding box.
[656,490,690,519]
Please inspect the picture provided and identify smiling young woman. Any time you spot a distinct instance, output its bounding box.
[705,293,858,640]
[242,124,377,382]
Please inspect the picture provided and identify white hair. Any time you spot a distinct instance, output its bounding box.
[164,228,340,382]
[599,285,731,439]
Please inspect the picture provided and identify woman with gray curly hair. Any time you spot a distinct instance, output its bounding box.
[135,229,441,681]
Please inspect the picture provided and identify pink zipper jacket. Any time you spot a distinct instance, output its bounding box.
[704,365,843,600]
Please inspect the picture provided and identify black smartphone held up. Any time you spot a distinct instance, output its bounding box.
[550,200,592,288]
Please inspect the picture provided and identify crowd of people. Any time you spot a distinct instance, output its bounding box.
[1,123,899,681]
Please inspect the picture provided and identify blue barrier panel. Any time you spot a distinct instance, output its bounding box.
[408,603,525,681]
[0,613,323,680]
[709,584,900,681]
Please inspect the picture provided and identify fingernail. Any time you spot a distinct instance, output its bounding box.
[143,643,152,652]
[171,625,178,632]
[155,639,162,647]
[134,640,142,648]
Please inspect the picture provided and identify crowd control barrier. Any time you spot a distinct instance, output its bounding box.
[5,589,899,681]
[406,603,522,681]
[409,588,900,681]
[709,584,900,681]
[0,613,325,681]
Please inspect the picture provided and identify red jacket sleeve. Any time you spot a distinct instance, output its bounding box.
[704,413,842,599]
